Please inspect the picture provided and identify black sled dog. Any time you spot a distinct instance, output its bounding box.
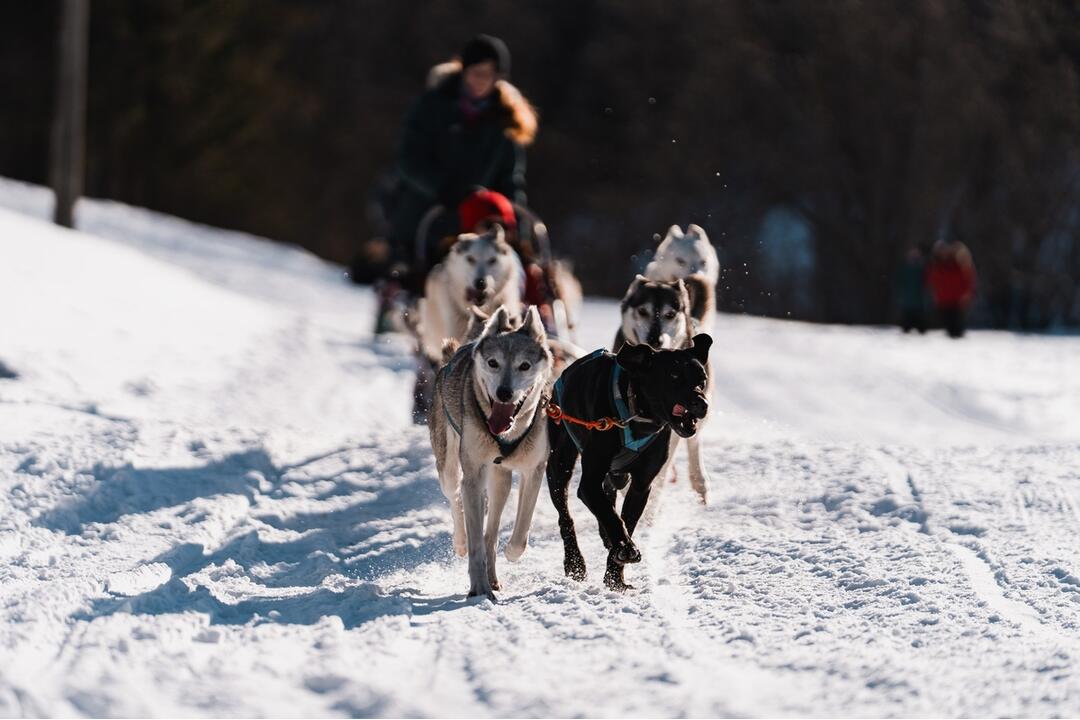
[545,335,711,590]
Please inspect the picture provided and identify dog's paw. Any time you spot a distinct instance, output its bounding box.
[689,470,710,504]
[504,540,527,562]
[468,585,497,602]
[604,577,636,592]
[612,541,642,565]
[564,553,587,581]
[604,566,635,592]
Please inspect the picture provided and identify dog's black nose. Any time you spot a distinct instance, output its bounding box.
[496,386,513,403]
[689,394,709,418]
[474,277,487,292]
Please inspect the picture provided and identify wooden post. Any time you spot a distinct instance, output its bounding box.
[50,0,90,229]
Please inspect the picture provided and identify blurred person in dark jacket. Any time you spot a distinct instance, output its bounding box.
[895,245,929,333]
[927,238,978,338]
[374,35,538,333]
[391,34,536,275]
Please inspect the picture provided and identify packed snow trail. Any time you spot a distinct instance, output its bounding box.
[1,177,1079,716]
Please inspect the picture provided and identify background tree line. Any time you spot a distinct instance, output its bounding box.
[3,0,1079,328]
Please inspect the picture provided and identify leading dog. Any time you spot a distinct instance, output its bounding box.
[546,335,711,590]
[429,305,552,600]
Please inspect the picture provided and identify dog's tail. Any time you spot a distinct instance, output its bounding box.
[441,338,461,365]
[682,272,713,325]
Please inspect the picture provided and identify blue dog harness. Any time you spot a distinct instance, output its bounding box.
[552,350,666,471]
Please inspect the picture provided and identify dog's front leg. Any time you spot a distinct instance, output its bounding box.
[605,466,658,591]
[546,429,586,580]
[686,435,710,505]
[484,464,512,591]
[577,454,638,566]
[433,414,467,556]
[687,364,713,505]
[641,434,679,527]
[461,458,495,600]
[505,462,543,562]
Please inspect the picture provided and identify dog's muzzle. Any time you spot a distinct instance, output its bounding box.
[465,278,489,304]
[670,393,708,437]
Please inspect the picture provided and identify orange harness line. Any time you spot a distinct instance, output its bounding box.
[545,401,627,432]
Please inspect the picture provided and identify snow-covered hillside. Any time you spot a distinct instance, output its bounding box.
[1,177,1079,717]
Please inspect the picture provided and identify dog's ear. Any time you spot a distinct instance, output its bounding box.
[686,223,708,243]
[616,342,653,374]
[494,306,515,333]
[622,274,648,302]
[479,305,513,338]
[689,333,713,364]
[452,234,476,254]
[518,305,546,342]
[488,223,509,252]
[664,224,684,242]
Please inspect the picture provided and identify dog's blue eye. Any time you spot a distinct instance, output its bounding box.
[487,358,499,369]
[518,362,531,371]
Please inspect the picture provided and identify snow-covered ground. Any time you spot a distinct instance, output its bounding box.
[1,176,1079,717]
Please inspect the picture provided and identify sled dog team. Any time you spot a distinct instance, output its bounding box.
[422,223,719,599]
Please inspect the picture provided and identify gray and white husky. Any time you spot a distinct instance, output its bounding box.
[418,226,523,362]
[645,224,719,333]
[429,305,552,600]
[614,274,714,504]
[614,275,694,352]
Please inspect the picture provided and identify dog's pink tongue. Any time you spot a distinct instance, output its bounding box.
[488,402,516,435]
[672,403,688,417]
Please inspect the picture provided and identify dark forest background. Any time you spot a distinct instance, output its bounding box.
[3,0,1080,327]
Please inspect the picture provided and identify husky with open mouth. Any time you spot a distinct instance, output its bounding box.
[429,305,552,600]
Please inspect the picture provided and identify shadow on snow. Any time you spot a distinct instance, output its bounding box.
[42,438,477,628]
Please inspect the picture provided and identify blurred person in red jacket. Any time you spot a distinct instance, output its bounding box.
[926,238,977,338]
